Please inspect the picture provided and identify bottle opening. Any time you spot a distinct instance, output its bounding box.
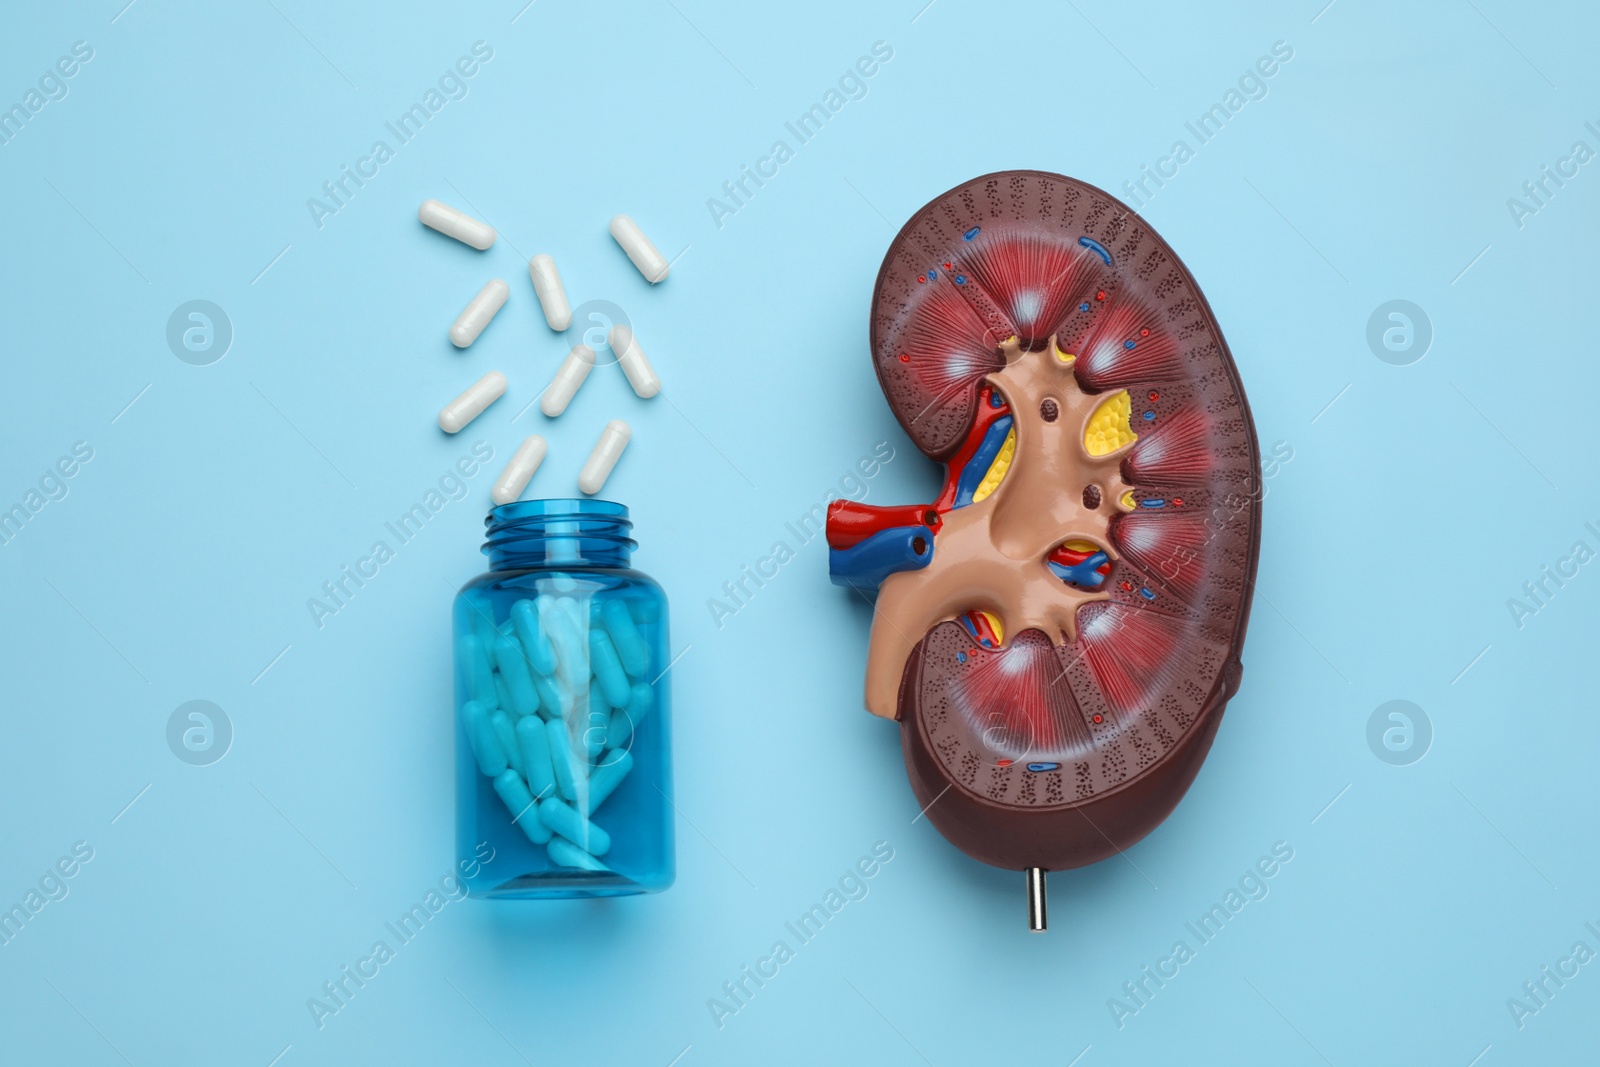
[483,499,635,568]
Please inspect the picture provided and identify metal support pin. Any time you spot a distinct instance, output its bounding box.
[1026,867,1047,932]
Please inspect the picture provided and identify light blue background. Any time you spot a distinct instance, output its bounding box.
[2,1,1596,1064]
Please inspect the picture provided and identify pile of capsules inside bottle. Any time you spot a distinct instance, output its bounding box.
[456,580,667,893]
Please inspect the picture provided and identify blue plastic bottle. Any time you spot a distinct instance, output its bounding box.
[454,500,674,897]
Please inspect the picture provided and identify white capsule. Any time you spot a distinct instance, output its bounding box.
[439,371,507,433]
[449,279,509,348]
[609,214,669,283]
[607,324,661,399]
[541,344,596,418]
[527,254,572,331]
[578,420,631,495]
[418,199,496,250]
[491,435,548,505]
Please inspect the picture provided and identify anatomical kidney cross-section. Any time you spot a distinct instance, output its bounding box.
[826,171,1261,929]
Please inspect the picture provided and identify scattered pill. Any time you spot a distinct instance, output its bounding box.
[450,278,509,348]
[609,214,670,283]
[545,717,586,802]
[418,198,497,250]
[601,600,650,677]
[578,419,631,495]
[516,716,558,804]
[547,835,607,871]
[528,254,572,330]
[492,435,548,505]
[461,700,508,777]
[608,324,661,398]
[510,599,558,676]
[541,344,595,418]
[589,630,632,709]
[493,770,553,844]
[588,749,634,810]
[439,370,507,433]
[492,635,541,717]
[539,796,611,856]
[458,634,498,708]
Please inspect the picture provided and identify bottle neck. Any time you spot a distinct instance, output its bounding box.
[482,499,635,570]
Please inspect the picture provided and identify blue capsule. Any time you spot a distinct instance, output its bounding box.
[581,702,609,761]
[539,596,589,688]
[492,635,540,717]
[588,749,634,811]
[1026,762,1060,772]
[954,274,967,285]
[461,700,507,777]
[457,634,498,709]
[1142,410,1155,421]
[963,226,980,240]
[539,797,611,856]
[547,836,607,871]
[1140,498,1165,508]
[531,672,570,722]
[608,682,655,748]
[601,600,650,677]
[1123,339,1136,349]
[545,717,585,802]
[467,599,499,652]
[589,629,632,709]
[510,598,557,676]
[516,716,557,803]
[493,770,552,844]
[490,710,523,777]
